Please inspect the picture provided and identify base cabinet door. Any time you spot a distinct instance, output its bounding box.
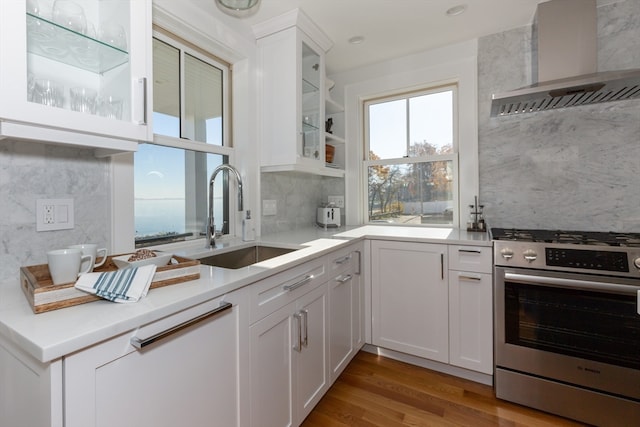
[328,243,363,380]
[64,292,244,427]
[249,283,329,427]
[371,240,448,362]
[448,245,494,375]
[250,303,295,427]
[295,284,329,421]
[448,271,493,374]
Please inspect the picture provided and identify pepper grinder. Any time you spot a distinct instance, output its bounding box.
[467,196,486,232]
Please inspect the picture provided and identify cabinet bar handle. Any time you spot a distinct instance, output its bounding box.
[130,301,232,350]
[301,309,308,348]
[355,250,361,275]
[441,253,444,279]
[133,77,147,125]
[334,254,352,265]
[293,312,303,352]
[458,249,482,254]
[283,274,313,291]
[459,274,482,281]
[336,274,353,284]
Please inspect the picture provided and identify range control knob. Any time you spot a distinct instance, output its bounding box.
[523,249,537,263]
[634,257,640,270]
[500,248,514,260]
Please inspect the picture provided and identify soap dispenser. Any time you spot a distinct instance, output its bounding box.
[242,210,255,241]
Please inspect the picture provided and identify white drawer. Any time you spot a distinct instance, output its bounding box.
[249,256,327,324]
[448,245,493,273]
[328,243,362,276]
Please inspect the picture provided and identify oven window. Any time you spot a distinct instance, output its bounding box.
[504,282,640,370]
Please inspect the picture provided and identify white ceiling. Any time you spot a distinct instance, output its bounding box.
[236,0,550,75]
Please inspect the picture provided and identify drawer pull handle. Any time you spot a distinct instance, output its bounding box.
[283,274,313,291]
[459,274,482,281]
[336,274,353,284]
[130,301,232,350]
[459,249,482,254]
[334,254,352,265]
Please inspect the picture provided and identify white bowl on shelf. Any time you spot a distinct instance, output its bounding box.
[112,251,172,269]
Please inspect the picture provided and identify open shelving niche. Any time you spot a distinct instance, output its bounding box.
[324,96,345,175]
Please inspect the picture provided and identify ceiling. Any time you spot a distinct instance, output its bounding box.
[236,0,550,75]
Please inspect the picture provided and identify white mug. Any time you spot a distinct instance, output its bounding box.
[47,248,92,285]
[68,244,107,272]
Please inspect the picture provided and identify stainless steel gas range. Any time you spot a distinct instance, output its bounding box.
[492,228,640,427]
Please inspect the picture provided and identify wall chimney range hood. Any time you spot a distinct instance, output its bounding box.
[490,0,640,117]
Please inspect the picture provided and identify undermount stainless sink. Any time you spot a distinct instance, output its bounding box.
[199,245,298,269]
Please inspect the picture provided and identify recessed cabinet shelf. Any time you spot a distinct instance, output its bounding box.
[325,132,344,144]
[325,97,343,114]
[26,13,129,74]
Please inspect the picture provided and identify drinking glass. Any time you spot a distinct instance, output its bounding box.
[33,79,64,107]
[99,95,123,120]
[99,21,127,50]
[70,87,98,114]
[52,0,87,34]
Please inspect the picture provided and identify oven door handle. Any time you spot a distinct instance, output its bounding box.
[504,272,640,295]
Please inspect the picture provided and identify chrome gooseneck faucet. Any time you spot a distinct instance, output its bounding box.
[208,164,244,248]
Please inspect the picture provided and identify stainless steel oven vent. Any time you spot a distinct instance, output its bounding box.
[491,69,640,117]
[490,0,640,117]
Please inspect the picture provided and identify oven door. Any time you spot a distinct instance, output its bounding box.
[495,267,640,399]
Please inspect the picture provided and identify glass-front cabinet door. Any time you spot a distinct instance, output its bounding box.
[0,0,151,153]
[300,41,321,163]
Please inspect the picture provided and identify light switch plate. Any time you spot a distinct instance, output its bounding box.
[36,199,74,231]
[263,199,277,216]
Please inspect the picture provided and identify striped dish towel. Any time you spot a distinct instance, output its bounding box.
[75,265,157,303]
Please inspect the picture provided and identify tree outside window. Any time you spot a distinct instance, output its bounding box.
[365,87,456,225]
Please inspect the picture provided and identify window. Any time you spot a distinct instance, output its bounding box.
[364,85,457,226]
[134,30,231,247]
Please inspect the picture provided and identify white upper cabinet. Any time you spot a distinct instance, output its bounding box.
[0,0,152,156]
[254,9,344,177]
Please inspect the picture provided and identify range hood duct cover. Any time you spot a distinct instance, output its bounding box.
[490,0,640,117]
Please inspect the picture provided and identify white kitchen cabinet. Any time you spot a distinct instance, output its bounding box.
[0,337,63,427]
[249,277,329,427]
[371,240,449,363]
[328,241,364,379]
[0,0,152,155]
[254,9,343,177]
[64,290,247,427]
[448,245,493,375]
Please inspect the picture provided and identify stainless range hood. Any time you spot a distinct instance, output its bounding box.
[490,0,640,117]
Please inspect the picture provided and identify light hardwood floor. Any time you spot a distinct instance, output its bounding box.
[301,351,588,427]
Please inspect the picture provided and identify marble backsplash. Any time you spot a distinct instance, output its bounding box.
[478,0,640,232]
[0,140,111,283]
[260,171,344,235]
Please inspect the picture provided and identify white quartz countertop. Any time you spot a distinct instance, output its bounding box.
[0,225,491,363]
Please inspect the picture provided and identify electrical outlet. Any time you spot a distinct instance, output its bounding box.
[328,195,344,208]
[36,199,74,231]
[43,204,55,224]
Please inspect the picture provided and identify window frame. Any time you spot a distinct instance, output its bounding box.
[133,28,235,248]
[362,84,459,227]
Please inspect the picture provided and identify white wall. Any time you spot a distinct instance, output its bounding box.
[330,40,479,227]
